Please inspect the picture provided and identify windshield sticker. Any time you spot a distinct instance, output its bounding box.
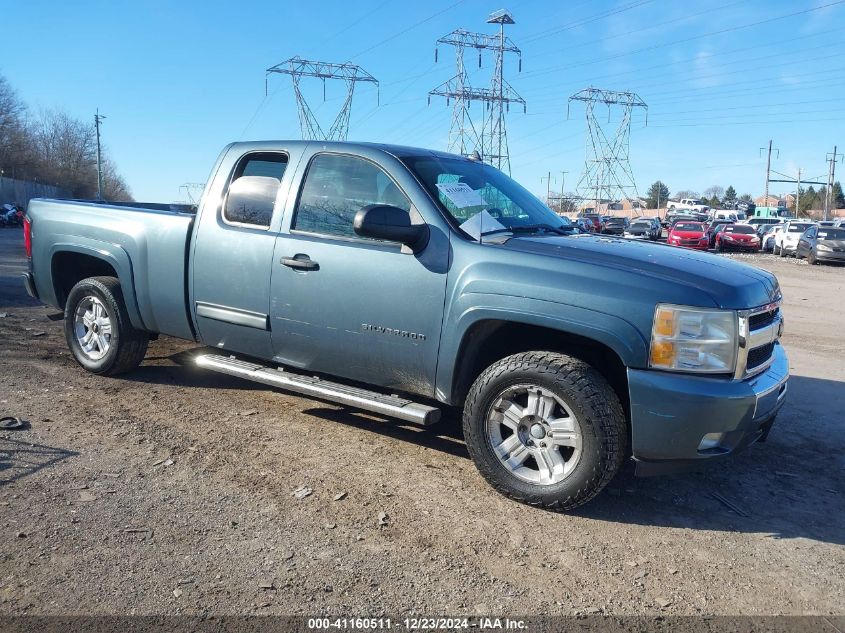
[435,182,487,209]
[459,210,506,240]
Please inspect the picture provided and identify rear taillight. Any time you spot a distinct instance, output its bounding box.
[23,217,32,258]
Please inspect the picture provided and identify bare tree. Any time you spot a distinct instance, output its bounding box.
[1,73,133,201]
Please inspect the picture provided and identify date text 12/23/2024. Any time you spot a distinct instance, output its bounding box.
[307,617,527,630]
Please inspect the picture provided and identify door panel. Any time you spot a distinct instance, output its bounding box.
[192,152,292,359]
[269,152,448,396]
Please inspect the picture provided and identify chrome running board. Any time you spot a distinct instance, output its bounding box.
[195,354,441,426]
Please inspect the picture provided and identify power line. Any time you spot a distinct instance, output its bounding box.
[521,0,845,79]
[348,0,468,60]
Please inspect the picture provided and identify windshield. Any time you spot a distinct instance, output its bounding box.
[819,229,845,240]
[725,225,755,234]
[788,223,813,233]
[631,220,652,227]
[674,222,704,231]
[607,217,626,224]
[401,156,566,239]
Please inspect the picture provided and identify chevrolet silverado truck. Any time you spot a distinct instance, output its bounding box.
[22,141,788,510]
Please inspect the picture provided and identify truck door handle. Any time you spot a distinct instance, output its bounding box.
[281,254,319,271]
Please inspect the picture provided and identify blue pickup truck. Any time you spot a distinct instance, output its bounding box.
[22,141,788,510]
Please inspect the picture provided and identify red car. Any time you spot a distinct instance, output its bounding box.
[714,224,760,252]
[578,214,602,232]
[666,221,709,250]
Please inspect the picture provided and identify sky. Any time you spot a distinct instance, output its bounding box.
[2,0,844,203]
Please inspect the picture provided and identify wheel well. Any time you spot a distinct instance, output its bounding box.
[451,320,629,417]
[52,252,118,308]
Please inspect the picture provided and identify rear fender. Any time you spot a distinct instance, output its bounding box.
[47,238,145,330]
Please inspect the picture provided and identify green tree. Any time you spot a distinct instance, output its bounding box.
[724,185,737,205]
[646,181,669,209]
[798,186,819,215]
[832,181,845,209]
[739,193,753,203]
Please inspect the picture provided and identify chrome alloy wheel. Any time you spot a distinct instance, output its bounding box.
[73,296,112,361]
[485,384,583,485]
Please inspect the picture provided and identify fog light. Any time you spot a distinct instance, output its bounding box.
[698,433,725,451]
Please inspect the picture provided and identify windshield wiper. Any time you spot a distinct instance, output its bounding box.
[480,223,571,237]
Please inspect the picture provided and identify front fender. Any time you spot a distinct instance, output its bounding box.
[46,238,145,330]
[434,293,649,403]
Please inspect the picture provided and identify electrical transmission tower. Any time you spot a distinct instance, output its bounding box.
[265,56,378,141]
[428,9,525,174]
[568,88,647,210]
[179,182,206,205]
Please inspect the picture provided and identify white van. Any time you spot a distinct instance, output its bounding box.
[711,209,738,222]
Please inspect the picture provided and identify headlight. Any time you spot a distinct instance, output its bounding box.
[650,305,737,373]
[818,243,832,251]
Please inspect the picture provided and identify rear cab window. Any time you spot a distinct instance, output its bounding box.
[223,152,289,228]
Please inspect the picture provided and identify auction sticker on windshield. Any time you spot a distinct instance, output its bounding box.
[435,182,487,208]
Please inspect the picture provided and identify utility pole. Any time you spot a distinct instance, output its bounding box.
[559,170,568,213]
[541,171,555,206]
[94,109,106,200]
[795,168,801,217]
[760,140,779,205]
[824,146,842,221]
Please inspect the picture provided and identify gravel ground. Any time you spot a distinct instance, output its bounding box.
[0,227,843,617]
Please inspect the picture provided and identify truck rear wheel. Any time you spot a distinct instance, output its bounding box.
[64,276,149,376]
[463,351,626,511]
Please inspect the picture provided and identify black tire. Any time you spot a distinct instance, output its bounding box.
[64,276,149,376]
[462,351,626,511]
[779,245,787,257]
[773,244,781,255]
[807,250,817,265]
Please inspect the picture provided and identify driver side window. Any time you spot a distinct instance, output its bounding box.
[293,153,410,239]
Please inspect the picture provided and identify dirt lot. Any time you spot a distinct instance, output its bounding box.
[0,227,843,617]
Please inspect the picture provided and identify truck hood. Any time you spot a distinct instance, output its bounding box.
[495,234,780,310]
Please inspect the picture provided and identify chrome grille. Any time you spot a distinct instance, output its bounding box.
[735,300,783,379]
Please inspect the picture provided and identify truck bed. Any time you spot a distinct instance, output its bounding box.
[27,198,196,340]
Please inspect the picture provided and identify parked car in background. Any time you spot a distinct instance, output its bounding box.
[667,221,709,250]
[705,220,735,249]
[579,213,603,232]
[602,216,630,235]
[817,221,836,227]
[748,217,781,232]
[624,217,661,240]
[761,224,783,252]
[664,208,696,226]
[834,218,845,228]
[714,224,760,252]
[736,200,756,214]
[1,204,24,227]
[711,209,739,223]
[571,217,592,232]
[669,198,709,213]
[773,220,816,256]
[795,226,845,265]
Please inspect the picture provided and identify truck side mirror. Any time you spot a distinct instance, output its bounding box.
[353,205,429,252]
[224,175,280,227]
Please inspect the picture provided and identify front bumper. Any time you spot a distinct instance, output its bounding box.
[816,249,845,262]
[721,241,759,251]
[628,343,788,475]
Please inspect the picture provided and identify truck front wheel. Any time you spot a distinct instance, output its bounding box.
[64,276,149,376]
[463,351,626,511]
